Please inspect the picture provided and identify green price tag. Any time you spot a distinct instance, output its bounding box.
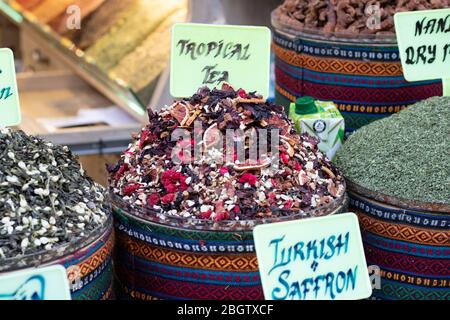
[394,9,450,96]
[170,23,271,98]
[0,265,71,300]
[253,213,372,300]
[0,48,21,126]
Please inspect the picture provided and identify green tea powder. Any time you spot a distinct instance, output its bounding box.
[335,96,450,205]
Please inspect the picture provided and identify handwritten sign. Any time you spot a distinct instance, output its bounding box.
[170,23,271,98]
[394,9,450,96]
[0,48,21,126]
[0,265,71,300]
[253,213,372,300]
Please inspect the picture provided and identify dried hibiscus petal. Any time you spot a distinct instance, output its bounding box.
[239,173,258,186]
[122,183,140,195]
[147,193,160,207]
[161,193,175,204]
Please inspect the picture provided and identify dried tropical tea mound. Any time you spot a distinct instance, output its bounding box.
[108,84,345,222]
[275,0,450,35]
[0,128,109,260]
[335,96,450,205]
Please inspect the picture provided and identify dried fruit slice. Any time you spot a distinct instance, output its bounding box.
[203,123,222,150]
[280,138,295,157]
[234,158,271,171]
[235,97,266,104]
[183,110,201,127]
[281,134,300,146]
[170,102,189,125]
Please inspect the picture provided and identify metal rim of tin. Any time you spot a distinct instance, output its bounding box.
[110,186,348,233]
[346,179,450,214]
[271,7,398,45]
[0,215,113,274]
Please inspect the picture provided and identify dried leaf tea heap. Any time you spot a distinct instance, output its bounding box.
[0,128,109,261]
[335,96,450,205]
[108,84,346,223]
[274,0,450,35]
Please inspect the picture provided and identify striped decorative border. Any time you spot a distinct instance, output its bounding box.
[114,208,263,300]
[357,213,449,246]
[273,33,400,62]
[363,232,449,259]
[273,43,403,76]
[364,242,449,277]
[118,250,261,286]
[373,279,450,300]
[115,264,264,300]
[348,191,449,300]
[349,193,450,230]
[116,232,259,272]
[379,269,450,288]
[275,66,441,105]
[58,222,115,300]
[113,201,346,300]
[114,209,254,243]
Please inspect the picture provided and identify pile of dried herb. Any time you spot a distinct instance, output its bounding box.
[0,128,109,260]
[335,96,450,205]
[275,0,450,35]
[108,84,345,222]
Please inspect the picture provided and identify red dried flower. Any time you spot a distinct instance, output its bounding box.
[201,210,213,219]
[219,167,229,175]
[237,89,247,98]
[281,153,290,165]
[139,130,150,148]
[239,173,257,186]
[115,164,129,180]
[147,193,160,206]
[122,183,140,195]
[161,170,188,192]
[161,193,175,204]
[283,200,293,209]
[214,211,229,221]
[293,161,302,171]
